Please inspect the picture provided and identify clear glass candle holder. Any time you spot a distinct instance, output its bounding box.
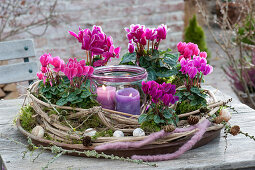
[91,65,148,115]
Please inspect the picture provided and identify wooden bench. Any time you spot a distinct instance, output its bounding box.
[0,39,37,85]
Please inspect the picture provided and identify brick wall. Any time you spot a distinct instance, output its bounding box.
[31,0,184,63]
[3,0,184,98]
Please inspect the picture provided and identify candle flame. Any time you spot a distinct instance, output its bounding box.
[129,93,132,97]
[102,85,106,90]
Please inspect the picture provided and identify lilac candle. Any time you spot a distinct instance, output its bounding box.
[116,88,140,115]
[96,85,116,110]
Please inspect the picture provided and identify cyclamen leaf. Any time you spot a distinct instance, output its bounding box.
[138,114,147,124]
[163,110,173,119]
[66,93,79,102]
[154,115,161,124]
[56,98,67,106]
[147,67,157,81]
[119,52,136,64]
[81,90,91,98]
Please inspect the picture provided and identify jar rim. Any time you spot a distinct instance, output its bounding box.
[91,65,148,83]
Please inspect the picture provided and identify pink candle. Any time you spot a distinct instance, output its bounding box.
[96,85,116,110]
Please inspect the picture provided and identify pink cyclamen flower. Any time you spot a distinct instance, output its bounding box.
[40,53,52,67]
[50,56,64,72]
[125,24,145,43]
[37,72,44,80]
[128,41,135,53]
[145,28,157,41]
[177,42,187,54]
[156,24,168,42]
[203,64,213,75]
[188,66,198,79]
[68,26,84,43]
[41,66,48,73]
[199,52,207,58]
[93,59,107,67]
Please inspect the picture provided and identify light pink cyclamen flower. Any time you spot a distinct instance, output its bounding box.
[37,72,44,80]
[50,56,64,72]
[199,52,207,58]
[40,53,52,67]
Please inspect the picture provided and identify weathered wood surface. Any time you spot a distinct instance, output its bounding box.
[0,39,35,61]
[0,62,38,84]
[0,87,255,170]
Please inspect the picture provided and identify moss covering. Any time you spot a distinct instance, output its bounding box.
[91,129,113,140]
[141,120,161,133]
[176,100,202,115]
[19,105,36,132]
[184,15,211,61]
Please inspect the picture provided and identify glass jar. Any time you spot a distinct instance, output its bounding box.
[91,65,148,115]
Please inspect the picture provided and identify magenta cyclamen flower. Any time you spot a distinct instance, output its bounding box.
[142,81,178,106]
[179,49,213,80]
[156,24,168,42]
[177,42,200,61]
[125,24,146,44]
[40,53,52,67]
[145,28,157,41]
[70,25,121,65]
[50,56,64,72]
[188,66,198,79]
[128,41,135,53]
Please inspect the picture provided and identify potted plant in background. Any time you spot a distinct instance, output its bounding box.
[197,0,255,109]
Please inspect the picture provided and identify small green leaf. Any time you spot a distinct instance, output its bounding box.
[56,98,67,106]
[190,100,197,106]
[138,114,147,124]
[66,93,79,102]
[154,115,161,124]
[163,110,173,119]
[119,52,136,64]
[147,67,157,81]
[74,88,82,95]
[81,90,91,98]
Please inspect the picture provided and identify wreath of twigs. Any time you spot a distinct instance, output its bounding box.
[22,81,228,146]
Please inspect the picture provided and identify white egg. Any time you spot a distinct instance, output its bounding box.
[219,108,231,122]
[113,130,124,137]
[133,128,145,137]
[31,126,44,138]
[83,128,97,137]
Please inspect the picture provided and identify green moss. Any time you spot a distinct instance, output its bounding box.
[141,120,161,133]
[92,129,113,140]
[176,100,202,115]
[184,15,211,61]
[72,139,83,144]
[20,105,36,132]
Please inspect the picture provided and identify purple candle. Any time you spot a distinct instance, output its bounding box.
[116,88,140,115]
[96,85,116,110]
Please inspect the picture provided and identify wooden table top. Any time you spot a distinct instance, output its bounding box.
[0,87,255,170]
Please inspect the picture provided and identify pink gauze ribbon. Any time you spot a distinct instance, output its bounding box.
[95,119,211,162]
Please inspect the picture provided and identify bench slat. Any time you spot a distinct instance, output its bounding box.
[0,39,35,61]
[0,62,38,84]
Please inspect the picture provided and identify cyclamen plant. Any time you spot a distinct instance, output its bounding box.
[37,54,93,88]
[120,24,179,82]
[139,81,179,129]
[69,25,121,67]
[177,42,213,91]
[175,42,213,114]
[36,54,97,108]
